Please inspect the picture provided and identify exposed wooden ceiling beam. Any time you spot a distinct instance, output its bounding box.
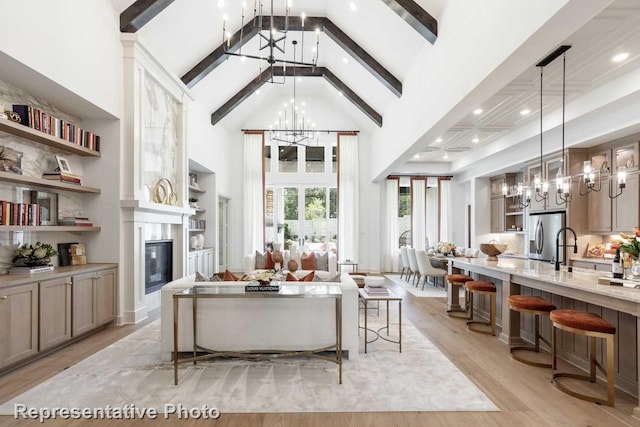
[120,0,174,33]
[210,66,382,127]
[183,16,402,97]
[379,0,438,43]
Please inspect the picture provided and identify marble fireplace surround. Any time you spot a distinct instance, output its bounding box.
[120,201,192,324]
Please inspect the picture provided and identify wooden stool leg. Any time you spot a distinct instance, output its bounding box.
[606,333,615,406]
[589,336,597,382]
[490,292,496,336]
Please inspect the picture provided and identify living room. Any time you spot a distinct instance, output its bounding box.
[2,1,640,425]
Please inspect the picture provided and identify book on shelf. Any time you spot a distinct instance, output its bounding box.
[58,217,93,227]
[0,200,40,226]
[9,265,55,274]
[69,243,87,265]
[42,171,82,185]
[58,242,78,267]
[11,105,101,152]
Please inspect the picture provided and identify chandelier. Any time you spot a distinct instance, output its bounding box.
[222,0,320,84]
[269,40,318,146]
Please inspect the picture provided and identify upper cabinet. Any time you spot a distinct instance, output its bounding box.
[490,173,524,233]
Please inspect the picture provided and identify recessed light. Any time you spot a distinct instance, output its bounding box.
[414,154,420,159]
[612,52,629,63]
[342,57,349,64]
[472,137,480,143]
[435,137,443,143]
[297,77,302,82]
[255,89,261,95]
[520,109,530,116]
[217,0,224,8]
[473,108,483,115]
[350,1,357,11]
[338,91,343,97]
[443,152,449,159]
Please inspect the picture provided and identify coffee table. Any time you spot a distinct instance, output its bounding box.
[358,288,402,353]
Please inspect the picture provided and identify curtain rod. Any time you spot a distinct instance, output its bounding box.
[242,129,359,133]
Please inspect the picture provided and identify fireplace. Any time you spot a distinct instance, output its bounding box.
[145,240,173,294]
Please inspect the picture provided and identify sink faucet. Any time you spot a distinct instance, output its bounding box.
[555,227,578,271]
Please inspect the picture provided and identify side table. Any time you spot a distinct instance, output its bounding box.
[358,288,402,353]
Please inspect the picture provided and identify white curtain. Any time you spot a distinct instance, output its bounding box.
[411,178,427,250]
[440,178,452,242]
[385,178,399,272]
[243,132,264,256]
[426,186,438,248]
[338,133,359,262]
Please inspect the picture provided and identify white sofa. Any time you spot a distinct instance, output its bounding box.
[244,250,337,279]
[160,273,359,362]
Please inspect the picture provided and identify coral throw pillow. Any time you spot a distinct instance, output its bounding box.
[264,251,276,269]
[222,269,240,281]
[286,271,315,282]
[301,252,317,270]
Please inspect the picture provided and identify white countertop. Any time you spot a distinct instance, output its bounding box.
[451,257,640,305]
[571,256,612,265]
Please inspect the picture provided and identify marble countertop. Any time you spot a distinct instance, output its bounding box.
[570,256,612,265]
[451,257,640,304]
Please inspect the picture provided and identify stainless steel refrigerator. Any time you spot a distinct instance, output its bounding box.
[528,211,566,262]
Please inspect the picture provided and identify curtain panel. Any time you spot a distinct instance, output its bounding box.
[338,133,359,262]
[243,131,265,256]
[411,177,427,250]
[385,178,399,271]
[439,177,452,243]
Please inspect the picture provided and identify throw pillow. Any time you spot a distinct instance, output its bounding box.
[315,251,329,271]
[195,271,211,282]
[264,251,276,269]
[255,250,267,269]
[301,252,317,270]
[286,271,315,282]
[222,269,240,281]
[312,273,341,282]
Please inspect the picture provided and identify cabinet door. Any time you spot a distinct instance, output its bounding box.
[39,277,72,350]
[613,174,639,232]
[187,252,197,275]
[204,249,215,276]
[547,183,567,212]
[0,283,38,367]
[195,252,206,274]
[72,273,96,336]
[490,198,504,233]
[96,269,117,326]
[588,177,612,233]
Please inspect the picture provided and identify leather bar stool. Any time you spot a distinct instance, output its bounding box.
[465,281,496,336]
[550,309,616,406]
[507,295,556,368]
[445,274,473,318]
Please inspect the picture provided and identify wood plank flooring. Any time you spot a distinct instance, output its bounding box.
[1,278,640,426]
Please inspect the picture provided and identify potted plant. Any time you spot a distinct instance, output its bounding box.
[13,242,58,266]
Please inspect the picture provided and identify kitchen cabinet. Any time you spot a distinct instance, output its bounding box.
[490,173,525,233]
[0,283,38,368]
[490,198,505,233]
[96,269,117,326]
[72,268,117,337]
[39,277,72,350]
[587,176,612,233]
[613,173,639,233]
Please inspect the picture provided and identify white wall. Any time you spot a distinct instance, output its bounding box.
[0,0,123,118]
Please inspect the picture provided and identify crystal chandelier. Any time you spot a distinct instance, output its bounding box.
[222,0,320,84]
[269,40,317,146]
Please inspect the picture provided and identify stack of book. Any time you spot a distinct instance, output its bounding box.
[9,265,54,274]
[364,285,388,295]
[0,201,40,226]
[42,171,81,185]
[58,217,93,227]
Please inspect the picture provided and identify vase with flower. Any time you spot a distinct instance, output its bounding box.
[13,242,57,267]
[435,241,456,257]
[618,229,640,279]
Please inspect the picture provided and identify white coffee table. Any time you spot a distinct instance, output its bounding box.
[358,288,402,353]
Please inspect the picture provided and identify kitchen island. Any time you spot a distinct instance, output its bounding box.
[450,257,640,414]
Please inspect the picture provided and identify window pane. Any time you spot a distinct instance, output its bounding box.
[283,187,299,243]
[398,186,411,247]
[279,146,298,172]
[264,145,271,173]
[305,188,326,243]
[332,146,337,173]
[306,147,324,172]
[328,188,337,245]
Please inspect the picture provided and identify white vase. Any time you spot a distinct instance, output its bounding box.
[190,236,198,250]
[196,233,205,250]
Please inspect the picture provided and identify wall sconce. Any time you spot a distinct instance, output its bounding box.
[609,169,626,199]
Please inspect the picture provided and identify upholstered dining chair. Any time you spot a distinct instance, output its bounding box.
[400,246,410,279]
[416,249,447,289]
[406,248,419,287]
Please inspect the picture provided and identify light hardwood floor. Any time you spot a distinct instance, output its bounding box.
[1,278,640,426]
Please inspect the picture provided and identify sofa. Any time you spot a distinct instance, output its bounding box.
[244,249,337,280]
[160,273,359,362]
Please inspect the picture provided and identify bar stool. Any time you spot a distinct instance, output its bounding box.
[445,274,473,318]
[465,281,496,336]
[550,309,616,406]
[507,295,556,368]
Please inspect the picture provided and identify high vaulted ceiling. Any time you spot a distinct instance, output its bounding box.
[109,0,640,179]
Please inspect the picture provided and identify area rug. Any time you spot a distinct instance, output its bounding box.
[386,274,465,299]
[0,311,496,414]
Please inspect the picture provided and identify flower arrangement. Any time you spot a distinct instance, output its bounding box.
[13,242,57,266]
[435,241,456,256]
[618,229,640,259]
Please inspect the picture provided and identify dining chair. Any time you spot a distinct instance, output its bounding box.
[416,249,447,289]
[399,246,410,279]
[407,248,419,286]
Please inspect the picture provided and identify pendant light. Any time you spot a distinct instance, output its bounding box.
[533,65,549,203]
[556,51,572,204]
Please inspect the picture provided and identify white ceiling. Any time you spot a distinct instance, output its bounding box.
[109,0,640,175]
